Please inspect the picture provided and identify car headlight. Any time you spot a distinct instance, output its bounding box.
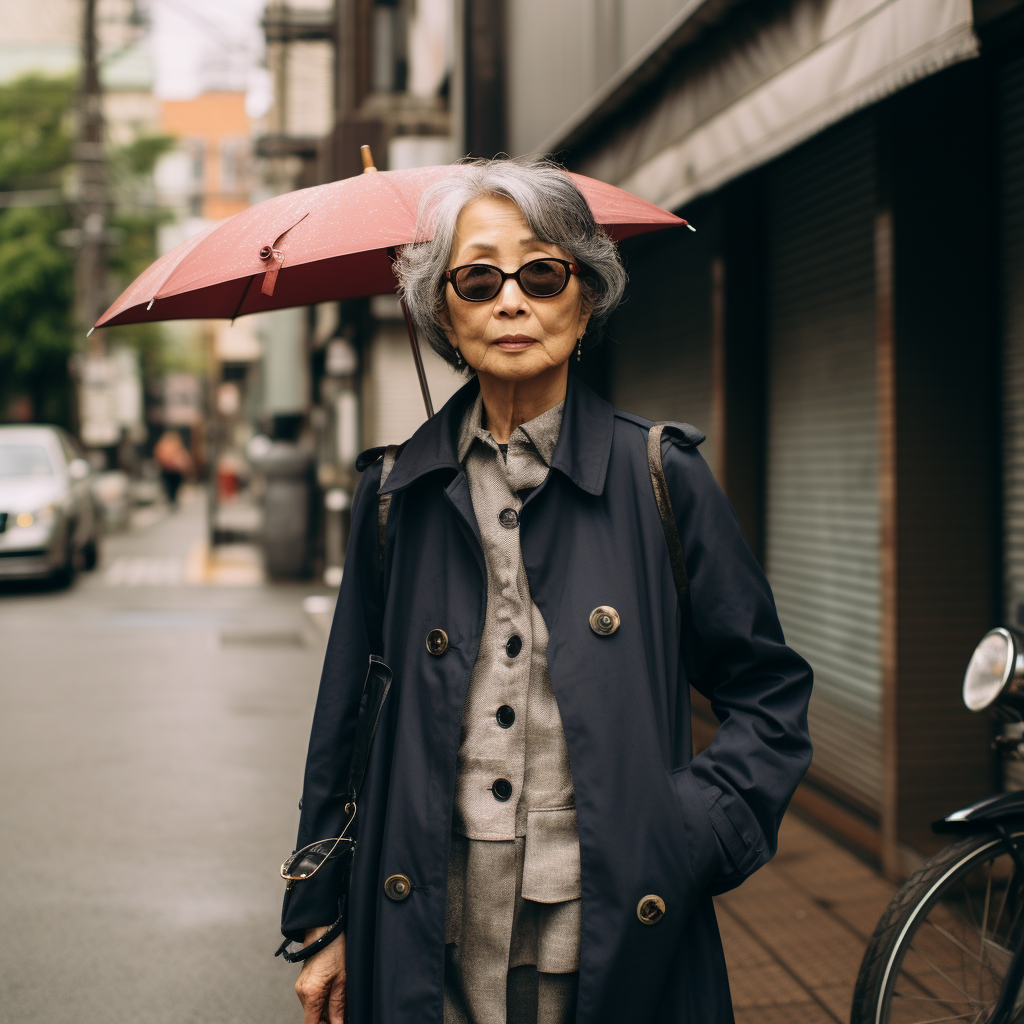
[964,627,1024,711]
[15,504,56,529]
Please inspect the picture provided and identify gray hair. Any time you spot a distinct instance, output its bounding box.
[394,156,627,370]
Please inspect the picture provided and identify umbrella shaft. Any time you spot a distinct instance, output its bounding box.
[401,298,435,419]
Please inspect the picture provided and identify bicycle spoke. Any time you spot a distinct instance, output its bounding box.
[892,994,976,1003]
[922,918,989,967]
[906,943,978,1001]
[991,861,1014,942]
[979,864,993,989]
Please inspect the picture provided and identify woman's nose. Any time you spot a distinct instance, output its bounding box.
[493,278,527,316]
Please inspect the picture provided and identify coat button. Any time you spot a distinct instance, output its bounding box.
[505,634,522,658]
[637,895,665,925]
[426,629,449,655]
[491,778,513,800]
[589,606,620,636]
[498,507,519,529]
[496,704,515,728]
[384,874,412,900]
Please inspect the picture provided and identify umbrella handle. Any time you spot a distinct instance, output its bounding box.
[400,298,434,419]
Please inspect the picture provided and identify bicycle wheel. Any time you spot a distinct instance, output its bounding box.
[851,831,1024,1024]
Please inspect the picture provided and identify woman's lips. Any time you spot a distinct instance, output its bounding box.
[494,335,538,351]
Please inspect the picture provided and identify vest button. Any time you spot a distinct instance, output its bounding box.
[505,634,522,658]
[589,606,620,636]
[637,895,665,925]
[384,874,412,900]
[491,778,513,801]
[426,629,449,655]
[498,507,519,529]
[496,704,515,728]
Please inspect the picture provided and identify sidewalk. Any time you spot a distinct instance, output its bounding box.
[716,813,896,1024]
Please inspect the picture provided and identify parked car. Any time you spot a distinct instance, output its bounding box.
[0,425,101,587]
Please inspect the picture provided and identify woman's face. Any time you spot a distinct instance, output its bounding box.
[444,196,591,382]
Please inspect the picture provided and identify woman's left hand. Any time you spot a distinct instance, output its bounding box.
[294,928,347,1023]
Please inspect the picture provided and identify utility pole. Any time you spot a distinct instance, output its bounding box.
[75,0,108,352]
[73,0,122,455]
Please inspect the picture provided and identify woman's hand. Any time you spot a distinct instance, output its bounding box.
[295,928,346,1024]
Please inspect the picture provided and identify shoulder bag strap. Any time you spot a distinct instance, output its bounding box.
[648,423,691,616]
[377,444,401,566]
[345,655,393,806]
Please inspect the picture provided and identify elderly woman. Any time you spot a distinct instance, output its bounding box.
[280,157,813,1024]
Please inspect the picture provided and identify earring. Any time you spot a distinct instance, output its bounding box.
[454,348,464,368]
[576,337,582,362]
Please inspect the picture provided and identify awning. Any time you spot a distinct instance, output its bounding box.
[573,0,978,211]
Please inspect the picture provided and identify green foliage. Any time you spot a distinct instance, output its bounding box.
[0,77,175,425]
[0,75,73,190]
[116,134,175,177]
[0,76,75,422]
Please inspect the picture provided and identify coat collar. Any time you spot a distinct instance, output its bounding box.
[379,371,614,497]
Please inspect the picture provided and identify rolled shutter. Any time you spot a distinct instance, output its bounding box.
[1003,55,1024,628]
[1001,54,1024,791]
[764,115,882,813]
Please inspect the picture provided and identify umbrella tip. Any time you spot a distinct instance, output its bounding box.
[361,145,377,173]
[683,221,696,232]
[147,298,155,310]
[86,327,95,338]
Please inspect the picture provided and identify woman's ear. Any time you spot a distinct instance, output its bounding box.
[436,293,453,334]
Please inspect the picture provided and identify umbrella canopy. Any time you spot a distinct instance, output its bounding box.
[95,165,687,329]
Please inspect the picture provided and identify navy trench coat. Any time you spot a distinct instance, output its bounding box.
[282,373,813,1024]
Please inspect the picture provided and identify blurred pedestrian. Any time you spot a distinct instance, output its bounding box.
[153,430,192,507]
[280,157,813,1024]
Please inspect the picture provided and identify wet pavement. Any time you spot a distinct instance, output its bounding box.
[0,492,332,1024]
[0,489,895,1023]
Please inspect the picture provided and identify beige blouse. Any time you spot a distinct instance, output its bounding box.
[443,395,581,1024]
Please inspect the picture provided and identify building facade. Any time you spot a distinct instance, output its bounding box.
[498,0,1020,877]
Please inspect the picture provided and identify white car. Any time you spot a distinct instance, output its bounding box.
[0,425,101,587]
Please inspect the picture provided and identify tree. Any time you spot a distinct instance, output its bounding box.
[0,75,75,424]
[0,73,175,425]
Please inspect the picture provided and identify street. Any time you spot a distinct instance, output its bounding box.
[0,494,327,1024]
[0,492,897,1024]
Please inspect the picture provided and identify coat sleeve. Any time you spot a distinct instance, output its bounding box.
[661,437,813,896]
[281,461,386,940]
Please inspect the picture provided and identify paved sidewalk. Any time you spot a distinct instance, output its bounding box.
[716,813,896,1024]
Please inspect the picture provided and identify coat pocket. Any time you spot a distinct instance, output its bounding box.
[521,806,582,904]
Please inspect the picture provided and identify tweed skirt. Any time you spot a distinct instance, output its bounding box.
[443,832,580,1024]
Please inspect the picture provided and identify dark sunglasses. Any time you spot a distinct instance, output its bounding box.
[280,835,353,883]
[444,258,579,302]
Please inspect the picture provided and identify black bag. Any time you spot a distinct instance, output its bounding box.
[275,654,393,964]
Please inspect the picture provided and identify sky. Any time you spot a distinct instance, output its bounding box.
[148,0,272,115]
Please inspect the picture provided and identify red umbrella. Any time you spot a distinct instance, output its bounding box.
[96,162,689,414]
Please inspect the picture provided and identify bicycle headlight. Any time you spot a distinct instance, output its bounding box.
[963,627,1024,711]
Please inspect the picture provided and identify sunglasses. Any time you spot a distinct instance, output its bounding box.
[280,836,353,883]
[444,258,579,302]
[280,802,357,884]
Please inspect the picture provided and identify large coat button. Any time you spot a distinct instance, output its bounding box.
[498,507,519,529]
[589,606,620,636]
[384,874,412,900]
[637,894,665,924]
[491,778,513,801]
[426,629,449,655]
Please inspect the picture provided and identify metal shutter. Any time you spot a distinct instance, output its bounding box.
[609,225,717,474]
[1003,56,1024,627]
[765,115,882,813]
[1001,55,1024,791]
